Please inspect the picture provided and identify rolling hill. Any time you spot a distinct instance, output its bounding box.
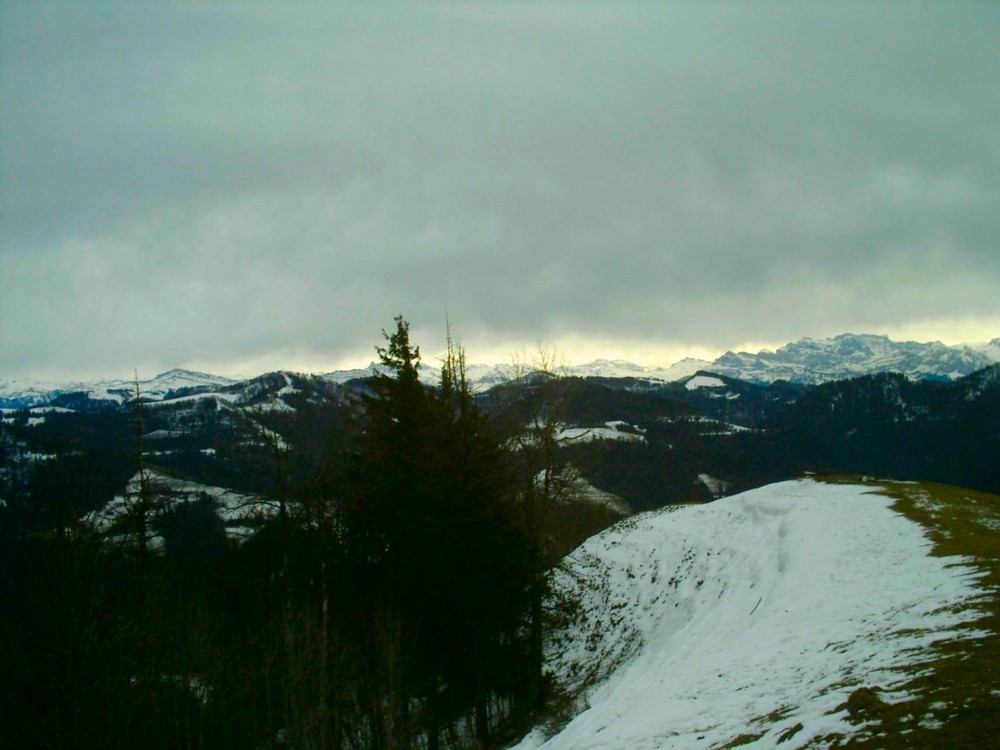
[513,477,999,749]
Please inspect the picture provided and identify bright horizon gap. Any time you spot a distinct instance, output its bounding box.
[184,318,1000,381]
[16,323,989,384]
[179,340,727,382]
[6,316,998,383]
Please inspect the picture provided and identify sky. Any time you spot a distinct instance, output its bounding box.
[2,1,998,381]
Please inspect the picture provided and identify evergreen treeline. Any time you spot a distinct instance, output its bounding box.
[1,319,545,749]
[769,368,1000,492]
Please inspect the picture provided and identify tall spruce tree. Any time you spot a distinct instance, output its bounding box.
[348,317,536,748]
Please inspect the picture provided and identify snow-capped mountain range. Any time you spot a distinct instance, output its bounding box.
[320,358,706,390]
[0,369,238,410]
[707,333,999,385]
[2,333,998,409]
[325,334,999,390]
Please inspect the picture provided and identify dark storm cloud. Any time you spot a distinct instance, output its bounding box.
[2,2,998,378]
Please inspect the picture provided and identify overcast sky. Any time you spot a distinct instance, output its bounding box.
[2,1,998,380]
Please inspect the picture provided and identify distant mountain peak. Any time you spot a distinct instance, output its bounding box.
[153,367,224,379]
[979,338,1000,363]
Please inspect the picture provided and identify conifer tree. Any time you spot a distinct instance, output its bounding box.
[346,316,536,747]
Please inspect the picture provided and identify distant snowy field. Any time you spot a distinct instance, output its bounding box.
[514,479,986,749]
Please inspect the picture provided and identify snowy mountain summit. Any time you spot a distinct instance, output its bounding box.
[980,337,1000,363]
[515,479,987,749]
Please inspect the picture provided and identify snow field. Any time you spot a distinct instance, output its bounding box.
[515,479,986,749]
[555,421,646,445]
[85,469,280,544]
[685,375,727,390]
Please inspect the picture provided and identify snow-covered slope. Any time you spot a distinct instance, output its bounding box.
[976,337,1000,363]
[684,374,727,390]
[555,421,646,445]
[515,479,986,750]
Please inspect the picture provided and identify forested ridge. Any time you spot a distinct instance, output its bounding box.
[1,319,555,750]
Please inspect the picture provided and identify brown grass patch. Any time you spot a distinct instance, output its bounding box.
[814,476,1000,749]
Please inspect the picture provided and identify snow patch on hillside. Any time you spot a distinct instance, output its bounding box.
[697,473,731,497]
[685,374,726,390]
[555,468,631,516]
[85,469,280,545]
[515,479,986,750]
[556,421,646,445]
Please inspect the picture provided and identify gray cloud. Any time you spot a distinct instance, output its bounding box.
[2,1,998,378]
